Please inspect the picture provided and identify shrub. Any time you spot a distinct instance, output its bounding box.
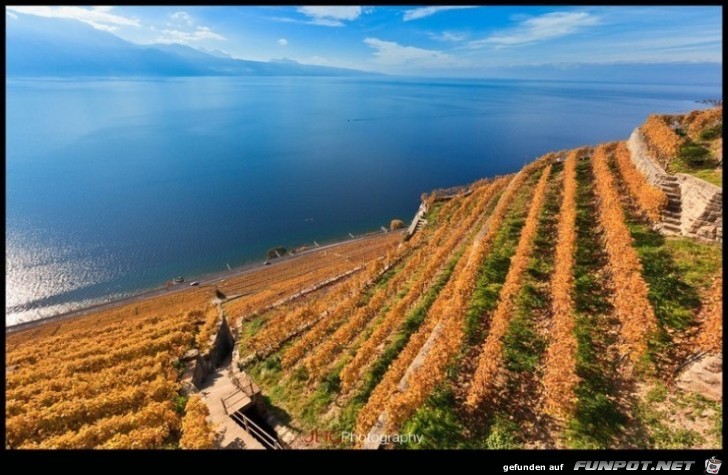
[679,144,711,166]
[390,219,405,231]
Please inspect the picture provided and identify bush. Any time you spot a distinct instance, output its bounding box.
[699,123,722,141]
[679,144,711,166]
[390,219,405,231]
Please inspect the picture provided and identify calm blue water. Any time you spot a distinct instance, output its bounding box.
[6,76,720,325]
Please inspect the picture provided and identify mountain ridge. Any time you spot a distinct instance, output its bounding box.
[6,12,380,78]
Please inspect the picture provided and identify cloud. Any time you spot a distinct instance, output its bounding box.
[468,11,600,48]
[171,11,194,26]
[7,6,140,31]
[7,10,18,20]
[155,26,225,44]
[364,37,464,68]
[403,6,477,22]
[296,6,362,27]
[429,31,466,42]
[278,38,288,46]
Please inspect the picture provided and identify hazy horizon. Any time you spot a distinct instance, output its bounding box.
[6,5,723,83]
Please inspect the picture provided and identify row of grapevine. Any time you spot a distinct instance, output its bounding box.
[195,306,222,352]
[297,190,487,378]
[591,143,658,365]
[6,305,199,448]
[27,401,179,449]
[280,182,487,370]
[8,326,192,389]
[6,360,170,414]
[640,115,683,168]
[245,301,326,356]
[339,179,507,392]
[221,234,403,321]
[7,312,173,366]
[541,150,580,419]
[683,106,722,138]
[612,142,668,223]
[354,167,532,435]
[180,395,216,449]
[280,257,399,367]
[7,376,178,447]
[695,271,723,353]
[465,165,553,409]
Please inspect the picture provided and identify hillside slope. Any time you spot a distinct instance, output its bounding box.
[5,108,722,449]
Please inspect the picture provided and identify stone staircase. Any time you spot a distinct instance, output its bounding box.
[656,174,682,235]
[415,218,427,232]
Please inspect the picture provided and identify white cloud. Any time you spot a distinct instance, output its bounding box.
[278,38,288,46]
[364,37,464,68]
[429,31,466,42]
[296,6,362,27]
[403,6,477,22]
[155,26,225,44]
[171,11,194,26]
[7,10,18,20]
[468,11,600,48]
[7,6,140,31]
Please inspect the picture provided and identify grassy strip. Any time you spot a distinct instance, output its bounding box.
[503,163,562,373]
[566,155,627,448]
[464,170,543,345]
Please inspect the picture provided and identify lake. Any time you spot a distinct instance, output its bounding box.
[5,76,720,325]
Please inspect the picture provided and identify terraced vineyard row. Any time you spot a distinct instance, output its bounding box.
[240,140,720,449]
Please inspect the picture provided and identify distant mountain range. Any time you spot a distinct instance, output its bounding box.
[6,12,379,77]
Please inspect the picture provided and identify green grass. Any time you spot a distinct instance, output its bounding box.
[627,222,702,332]
[623,208,720,369]
[635,384,713,449]
[668,138,722,187]
[464,171,542,345]
[400,386,469,449]
[566,156,627,448]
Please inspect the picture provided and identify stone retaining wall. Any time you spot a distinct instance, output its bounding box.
[626,128,671,185]
[188,314,235,388]
[676,173,723,242]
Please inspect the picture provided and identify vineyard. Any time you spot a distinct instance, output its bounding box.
[5,108,722,449]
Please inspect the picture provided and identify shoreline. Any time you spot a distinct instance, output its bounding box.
[6,229,402,333]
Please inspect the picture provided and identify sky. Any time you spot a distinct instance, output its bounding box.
[5,5,723,76]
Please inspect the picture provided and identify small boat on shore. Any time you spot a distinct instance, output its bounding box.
[174,276,184,283]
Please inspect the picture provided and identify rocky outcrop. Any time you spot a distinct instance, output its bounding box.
[676,353,722,402]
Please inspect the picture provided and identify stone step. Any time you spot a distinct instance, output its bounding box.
[658,223,682,234]
[659,175,679,182]
[659,180,679,188]
[663,217,681,226]
[662,210,681,218]
[666,204,682,212]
